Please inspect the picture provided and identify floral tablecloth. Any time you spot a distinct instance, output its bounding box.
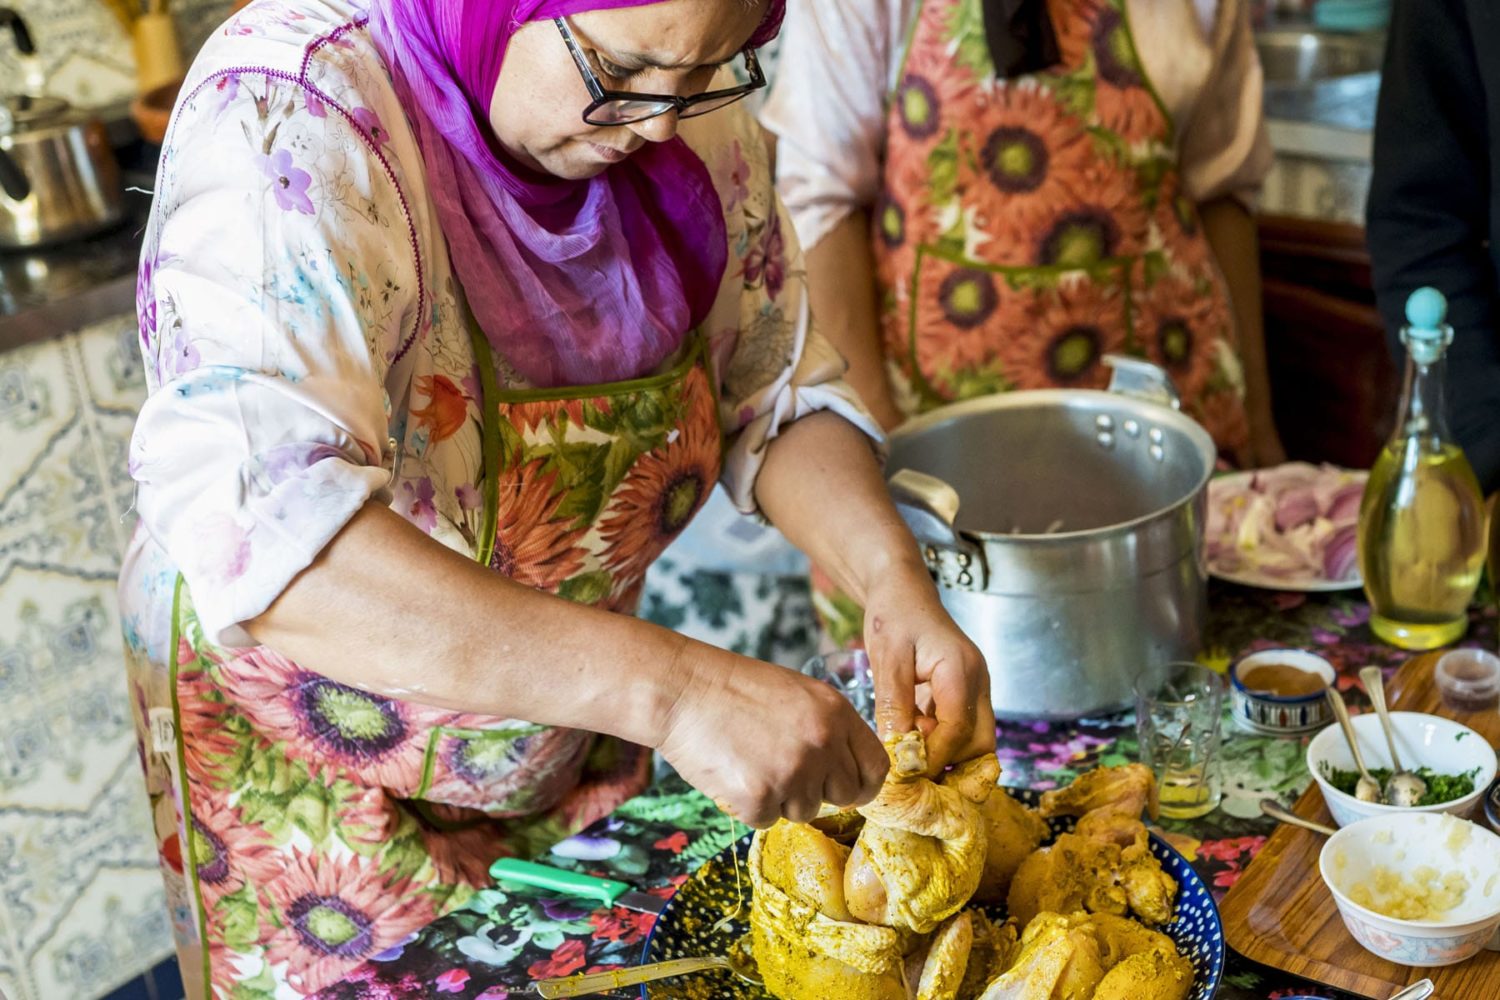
[315,584,1499,1000]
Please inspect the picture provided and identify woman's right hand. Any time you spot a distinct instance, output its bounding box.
[655,649,890,829]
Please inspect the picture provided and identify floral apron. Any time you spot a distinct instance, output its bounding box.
[815,0,1250,647]
[136,322,721,998]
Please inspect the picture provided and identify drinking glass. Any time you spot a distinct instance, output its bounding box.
[800,649,877,729]
[1135,661,1225,819]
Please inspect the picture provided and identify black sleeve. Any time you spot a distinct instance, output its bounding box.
[1366,0,1500,492]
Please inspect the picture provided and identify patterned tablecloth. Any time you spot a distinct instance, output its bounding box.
[314,583,1499,1000]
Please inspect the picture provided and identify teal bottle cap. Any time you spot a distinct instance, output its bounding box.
[1402,287,1453,364]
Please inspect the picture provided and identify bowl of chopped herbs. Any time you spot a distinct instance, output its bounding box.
[1307,711,1498,827]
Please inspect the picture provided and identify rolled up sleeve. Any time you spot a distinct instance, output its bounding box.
[130,79,415,646]
[711,109,885,514]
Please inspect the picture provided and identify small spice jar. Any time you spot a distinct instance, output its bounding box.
[1434,648,1500,713]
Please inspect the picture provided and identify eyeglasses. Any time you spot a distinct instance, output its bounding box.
[554,17,765,127]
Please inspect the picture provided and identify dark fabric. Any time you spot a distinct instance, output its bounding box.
[1367,0,1500,492]
[981,0,1060,79]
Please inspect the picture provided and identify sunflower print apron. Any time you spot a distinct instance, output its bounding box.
[813,0,1249,648]
[877,0,1247,442]
[144,321,721,997]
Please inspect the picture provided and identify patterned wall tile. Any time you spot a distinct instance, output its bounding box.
[0,314,160,1000]
[0,0,236,109]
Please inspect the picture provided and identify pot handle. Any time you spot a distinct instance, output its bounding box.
[888,468,986,591]
[1103,354,1181,410]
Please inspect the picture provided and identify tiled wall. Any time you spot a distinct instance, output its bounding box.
[0,0,236,108]
[0,315,166,1000]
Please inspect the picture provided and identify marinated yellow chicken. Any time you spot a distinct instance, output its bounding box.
[972,786,1050,903]
[746,749,1192,1000]
[844,732,1000,933]
[1008,763,1177,926]
[976,912,1192,1000]
[1038,763,1158,822]
[749,825,911,1000]
[907,911,974,1000]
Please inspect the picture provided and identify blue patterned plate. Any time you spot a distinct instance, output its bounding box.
[640,788,1224,999]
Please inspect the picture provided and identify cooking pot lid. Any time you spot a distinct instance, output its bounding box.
[1,94,70,132]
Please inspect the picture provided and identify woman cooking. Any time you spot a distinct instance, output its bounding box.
[119,0,992,996]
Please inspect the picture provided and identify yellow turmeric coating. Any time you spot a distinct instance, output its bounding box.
[745,738,1192,1000]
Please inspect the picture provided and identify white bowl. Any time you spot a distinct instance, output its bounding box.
[1319,812,1500,966]
[1306,711,1497,827]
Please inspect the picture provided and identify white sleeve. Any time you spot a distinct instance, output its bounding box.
[130,73,418,646]
[757,0,907,251]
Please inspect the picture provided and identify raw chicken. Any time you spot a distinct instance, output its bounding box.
[972,789,1050,903]
[845,733,1001,933]
[906,911,974,1000]
[957,911,1016,1000]
[976,912,1192,1000]
[975,913,1104,1000]
[1008,765,1177,926]
[749,829,911,1000]
[1087,913,1194,1000]
[760,820,856,921]
[1038,763,1157,823]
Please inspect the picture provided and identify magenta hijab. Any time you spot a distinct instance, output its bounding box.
[368,0,784,388]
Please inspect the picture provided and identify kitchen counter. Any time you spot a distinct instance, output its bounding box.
[0,162,152,355]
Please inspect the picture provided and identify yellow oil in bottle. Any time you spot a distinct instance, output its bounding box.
[1359,442,1485,649]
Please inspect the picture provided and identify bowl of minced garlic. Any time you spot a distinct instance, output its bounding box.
[1319,812,1500,966]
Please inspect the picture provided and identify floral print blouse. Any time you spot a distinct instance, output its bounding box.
[126,0,878,646]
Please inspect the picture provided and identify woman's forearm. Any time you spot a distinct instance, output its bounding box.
[246,503,692,749]
[1200,196,1285,464]
[754,410,924,603]
[805,211,904,431]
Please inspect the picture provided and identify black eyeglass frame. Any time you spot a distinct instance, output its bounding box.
[554,17,766,126]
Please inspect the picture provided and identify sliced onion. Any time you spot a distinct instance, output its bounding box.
[1323,524,1359,581]
[1274,487,1320,532]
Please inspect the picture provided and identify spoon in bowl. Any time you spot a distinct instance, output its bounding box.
[1360,666,1427,808]
[1325,684,1383,803]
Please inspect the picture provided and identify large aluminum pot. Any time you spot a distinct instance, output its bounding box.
[888,357,1216,720]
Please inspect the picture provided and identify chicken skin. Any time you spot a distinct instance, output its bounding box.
[746,755,1192,1000]
[1009,764,1177,926]
[977,911,1192,1000]
[972,791,1052,904]
[844,733,1000,933]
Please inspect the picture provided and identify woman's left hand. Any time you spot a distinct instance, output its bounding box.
[861,558,995,774]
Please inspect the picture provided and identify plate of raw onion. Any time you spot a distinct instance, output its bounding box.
[1206,463,1367,592]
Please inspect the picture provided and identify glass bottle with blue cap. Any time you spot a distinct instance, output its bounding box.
[1358,287,1487,649]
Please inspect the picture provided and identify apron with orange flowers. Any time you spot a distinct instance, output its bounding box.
[147,320,721,997]
[813,0,1249,648]
[876,0,1247,444]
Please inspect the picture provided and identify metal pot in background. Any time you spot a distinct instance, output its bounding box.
[0,9,124,249]
[888,357,1217,720]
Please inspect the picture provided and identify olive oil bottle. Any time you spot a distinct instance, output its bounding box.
[1358,288,1486,649]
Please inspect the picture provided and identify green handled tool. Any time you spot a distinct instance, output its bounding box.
[489,858,667,915]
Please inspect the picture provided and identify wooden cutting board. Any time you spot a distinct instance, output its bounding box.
[1219,651,1500,998]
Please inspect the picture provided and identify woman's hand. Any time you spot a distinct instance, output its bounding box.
[862,559,994,774]
[655,647,890,829]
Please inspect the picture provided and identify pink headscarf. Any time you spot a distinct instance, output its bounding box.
[368,0,784,388]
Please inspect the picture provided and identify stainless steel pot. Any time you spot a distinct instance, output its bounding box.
[888,357,1217,720]
[0,10,123,249]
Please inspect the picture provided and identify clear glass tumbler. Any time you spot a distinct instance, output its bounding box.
[1135,661,1225,819]
[800,649,877,729]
